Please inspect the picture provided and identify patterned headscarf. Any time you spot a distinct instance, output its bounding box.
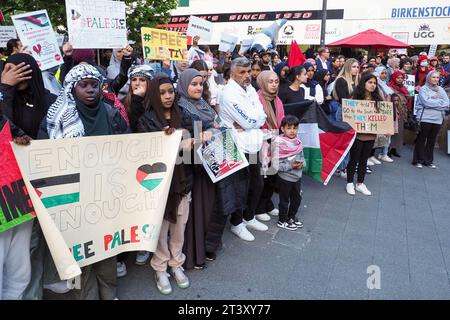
[46,64,104,139]
[127,64,155,80]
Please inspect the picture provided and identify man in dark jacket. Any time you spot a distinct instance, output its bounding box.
[315,47,332,72]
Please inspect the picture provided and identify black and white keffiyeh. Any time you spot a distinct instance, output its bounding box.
[127,64,155,80]
[46,64,104,139]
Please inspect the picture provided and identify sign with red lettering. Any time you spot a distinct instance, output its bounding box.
[0,123,36,234]
[342,99,394,135]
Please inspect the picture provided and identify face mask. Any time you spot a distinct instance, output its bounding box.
[420,61,428,67]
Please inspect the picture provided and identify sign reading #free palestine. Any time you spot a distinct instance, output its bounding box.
[141,27,188,61]
[65,0,127,48]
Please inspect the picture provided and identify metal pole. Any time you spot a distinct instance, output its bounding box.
[320,0,328,46]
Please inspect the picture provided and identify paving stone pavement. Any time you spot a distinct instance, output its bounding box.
[44,145,450,300]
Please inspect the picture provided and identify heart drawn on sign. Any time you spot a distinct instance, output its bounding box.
[33,44,42,56]
[136,163,167,191]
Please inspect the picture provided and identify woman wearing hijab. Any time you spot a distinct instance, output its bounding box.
[388,71,410,157]
[254,70,285,222]
[123,64,154,133]
[302,62,324,105]
[274,61,290,91]
[313,69,332,115]
[39,64,129,300]
[178,69,217,270]
[412,71,449,168]
[0,53,56,139]
[137,75,193,295]
[106,47,135,100]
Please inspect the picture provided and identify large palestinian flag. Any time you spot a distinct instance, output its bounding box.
[284,100,356,185]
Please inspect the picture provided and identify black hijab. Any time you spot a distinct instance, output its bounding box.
[5,53,49,138]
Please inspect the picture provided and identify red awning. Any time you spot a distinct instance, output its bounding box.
[327,29,413,48]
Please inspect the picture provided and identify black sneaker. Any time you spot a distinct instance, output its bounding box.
[289,218,303,228]
[277,221,298,231]
[205,252,216,261]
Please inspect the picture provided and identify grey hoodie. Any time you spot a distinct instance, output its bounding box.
[414,71,449,125]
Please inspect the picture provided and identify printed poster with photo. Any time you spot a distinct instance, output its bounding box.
[197,130,249,183]
[11,10,63,71]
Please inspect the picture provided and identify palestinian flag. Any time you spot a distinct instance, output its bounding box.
[284,100,356,185]
[30,173,80,208]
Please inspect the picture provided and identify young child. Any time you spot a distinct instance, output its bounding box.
[272,115,305,231]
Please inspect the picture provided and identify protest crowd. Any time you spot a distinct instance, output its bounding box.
[0,5,449,300]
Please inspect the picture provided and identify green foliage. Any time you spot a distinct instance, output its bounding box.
[1,0,179,42]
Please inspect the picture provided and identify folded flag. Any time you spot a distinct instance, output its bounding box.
[284,100,356,185]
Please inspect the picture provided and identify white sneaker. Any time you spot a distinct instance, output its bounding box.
[367,158,375,166]
[346,183,355,195]
[155,271,172,295]
[117,261,127,278]
[379,155,394,163]
[135,251,150,265]
[244,218,269,231]
[369,156,381,165]
[339,170,347,179]
[230,223,255,241]
[267,208,279,216]
[43,281,71,294]
[255,213,271,221]
[355,183,372,196]
[171,266,190,289]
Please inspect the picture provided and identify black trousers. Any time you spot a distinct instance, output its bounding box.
[413,122,441,165]
[243,154,264,221]
[278,177,302,223]
[347,139,375,184]
[255,174,276,215]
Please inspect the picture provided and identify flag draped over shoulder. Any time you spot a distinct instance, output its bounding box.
[284,101,356,185]
[288,40,306,68]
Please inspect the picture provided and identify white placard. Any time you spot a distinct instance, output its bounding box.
[403,74,415,97]
[218,32,238,52]
[0,26,17,48]
[186,16,213,42]
[428,44,438,57]
[239,38,253,54]
[55,33,65,47]
[65,0,127,49]
[11,10,63,71]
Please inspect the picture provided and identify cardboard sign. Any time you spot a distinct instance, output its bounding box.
[0,26,17,47]
[141,27,187,61]
[13,131,182,268]
[218,33,238,52]
[186,16,213,42]
[65,0,127,49]
[342,99,394,135]
[239,38,253,55]
[197,130,249,183]
[0,123,36,234]
[11,10,63,71]
[403,74,415,97]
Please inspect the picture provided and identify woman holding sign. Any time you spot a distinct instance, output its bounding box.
[137,75,194,295]
[412,71,450,168]
[346,73,384,196]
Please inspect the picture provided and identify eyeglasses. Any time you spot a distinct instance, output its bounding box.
[362,66,369,69]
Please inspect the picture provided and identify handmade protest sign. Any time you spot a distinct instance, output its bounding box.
[342,99,394,135]
[186,16,213,42]
[403,74,415,97]
[0,123,36,234]
[196,130,249,183]
[0,26,17,47]
[11,10,63,71]
[65,0,127,49]
[218,33,238,52]
[141,27,187,61]
[12,131,182,268]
